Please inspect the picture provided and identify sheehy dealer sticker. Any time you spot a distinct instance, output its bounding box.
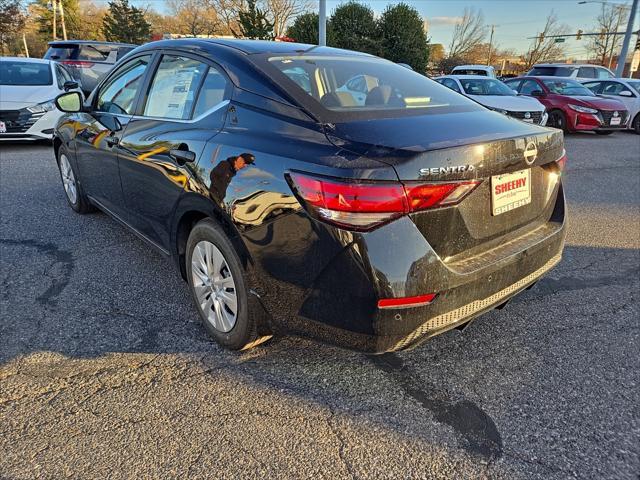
[491,169,531,216]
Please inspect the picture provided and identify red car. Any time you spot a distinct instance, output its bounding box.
[504,76,628,135]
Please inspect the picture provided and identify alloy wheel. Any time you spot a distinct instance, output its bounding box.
[191,240,238,333]
[59,154,77,204]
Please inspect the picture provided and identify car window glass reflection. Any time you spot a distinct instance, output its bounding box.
[144,55,207,120]
[96,55,150,115]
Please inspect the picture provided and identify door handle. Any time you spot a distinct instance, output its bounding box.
[169,149,196,165]
[106,135,119,147]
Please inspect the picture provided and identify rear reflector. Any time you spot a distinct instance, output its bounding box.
[288,172,480,231]
[378,293,437,309]
[556,150,567,172]
[61,60,95,68]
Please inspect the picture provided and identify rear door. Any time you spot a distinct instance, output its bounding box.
[74,54,153,215]
[117,53,231,251]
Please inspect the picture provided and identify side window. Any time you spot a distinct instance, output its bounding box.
[143,55,207,120]
[192,65,229,118]
[443,78,461,93]
[602,82,626,95]
[578,67,596,78]
[54,65,69,88]
[597,68,613,79]
[583,81,603,94]
[96,55,151,115]
[520,79,541,95]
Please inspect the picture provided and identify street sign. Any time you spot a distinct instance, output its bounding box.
[555,38,566,43]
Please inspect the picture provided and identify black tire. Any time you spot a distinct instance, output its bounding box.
[547,110,568,132]
[632,114,640,135]
[186,218,262,350]
[56,146,94,214]
[595,130,614,136]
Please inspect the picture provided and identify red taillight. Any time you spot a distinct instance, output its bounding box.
[378,293,437,309]
[61,60,95,68]
[288,172,480,231]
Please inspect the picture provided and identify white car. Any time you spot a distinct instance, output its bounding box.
[0,57,80,141]
[451,65,496,78]
[336,74,380,106]
[527,63,615,82]
[435,75,548,126]
[582,78,640,134]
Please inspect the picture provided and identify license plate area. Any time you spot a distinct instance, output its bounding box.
[610,116,621,126]
[491,169,531,216]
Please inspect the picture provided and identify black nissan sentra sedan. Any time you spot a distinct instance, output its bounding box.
[52,39,567,353]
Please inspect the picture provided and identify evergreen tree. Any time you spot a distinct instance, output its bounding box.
[328,1,379,55]
[233,0,273,40]
[286,12,318,44]
[378,3,429,72]
[102,0,150,44]
[0,0,25,55]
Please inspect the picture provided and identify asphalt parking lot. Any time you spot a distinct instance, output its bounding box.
[1,131,639,479]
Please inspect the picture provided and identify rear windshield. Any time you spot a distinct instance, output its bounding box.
[542,79,595,96]
[267,55,478,120]
[46,44,115,62]
[460,78,515,96]
[529,66,577,77]
[0,61,52,86]
[453,69,488,76]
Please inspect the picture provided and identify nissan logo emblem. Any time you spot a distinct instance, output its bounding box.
[524,112,531,119]
[613,111,619,117]
[523,142,537,165]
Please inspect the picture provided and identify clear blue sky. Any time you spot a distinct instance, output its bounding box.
[126,0,637,58]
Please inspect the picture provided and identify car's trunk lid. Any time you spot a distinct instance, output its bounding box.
[325,110,565,260]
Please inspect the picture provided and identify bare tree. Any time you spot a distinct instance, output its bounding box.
[587,3,626,67]
[523,12,567,69]
[448,8,488,59]
[265,0,311,37]
[211,0,246,35]
[167,0,220,36]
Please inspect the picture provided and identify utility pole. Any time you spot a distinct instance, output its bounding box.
[615,0,638,76]
[319,0,326,46]
[59,0,67,41]
[608,4,625,69]
[52,0,57,40]
[23,33,29,57]
[487,24,496,65]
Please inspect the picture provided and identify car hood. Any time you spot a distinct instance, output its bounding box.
[0,85,58,110]
[468,94,545,112]
[565,95,626,110]
[325,108,548,157]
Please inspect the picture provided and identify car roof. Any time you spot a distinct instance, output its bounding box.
[48,40,136,47]
[532,63,605,68]
[452,64,493,69]
[0,57,52,64]
[515,76,582,81]
[440,75,495,80]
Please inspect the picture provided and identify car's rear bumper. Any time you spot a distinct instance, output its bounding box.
[276,182,567,353]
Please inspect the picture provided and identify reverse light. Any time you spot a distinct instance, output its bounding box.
[61,60,95,68]
[378,293,437,309]
[27,100,55,114]
[568,104,598,114]
[288,172,480,231]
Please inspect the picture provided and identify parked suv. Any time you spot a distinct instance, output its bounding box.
[527,63,614,81]
[44,40,136,94]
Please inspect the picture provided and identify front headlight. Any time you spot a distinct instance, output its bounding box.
[27,100,56,114]
[568,104,598,114]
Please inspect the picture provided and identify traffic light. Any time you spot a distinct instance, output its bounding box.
[576,29,583,40]
[599,28,606,40]
[538,33,545,43]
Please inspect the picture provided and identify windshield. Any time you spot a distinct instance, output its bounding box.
[460,78,515,96]
[0,61,53,86]
[542,79,595,96]
[627,81,640,94]
[267,55,477,118]
[453,69,488,76]
[529,66,577,76]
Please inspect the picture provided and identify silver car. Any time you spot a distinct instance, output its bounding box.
[583,78,640,134]
[44,40,135,95]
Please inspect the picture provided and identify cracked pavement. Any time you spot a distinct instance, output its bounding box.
[1,132,639,479]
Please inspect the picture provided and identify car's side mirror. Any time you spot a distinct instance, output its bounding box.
[55,91,83,113]
[63,80,79,92]
[619,90,633,97]
[531,90,544,97]
[512,89,519,95]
